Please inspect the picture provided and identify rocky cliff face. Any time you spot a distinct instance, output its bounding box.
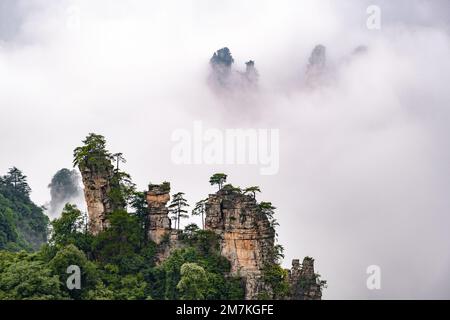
[204,188,275,299]
[288,258,323,300]
[146,183,172,244]
[146,182,182,263]
[80,167,114,235]
[82,176,324,300]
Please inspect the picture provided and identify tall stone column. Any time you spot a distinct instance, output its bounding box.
[80,167,114,235]
[146,182,172,244]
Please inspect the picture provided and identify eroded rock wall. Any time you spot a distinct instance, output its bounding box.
[205,188,275,299]
[80,167,114,235]
[146,183,184,263]
[146,183,172,244]
[288,257,323,300]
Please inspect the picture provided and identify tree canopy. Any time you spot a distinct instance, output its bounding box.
[209,173,227,190]
[2,167,31,197]
[73,133,113,171]
[0,168,48,251]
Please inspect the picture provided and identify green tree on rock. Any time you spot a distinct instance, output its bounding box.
[74,133,135,211]
[244,186,261,199]
[169,192,189,230]
[222,184,242,193]
[209,173,227,191]
[108,170,135,210]
[112,153,126,172]
[258,202,276,220]
[73,133,113,171]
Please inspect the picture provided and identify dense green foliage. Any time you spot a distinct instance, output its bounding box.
[0,168,49,251]
[0,134,246,300]
[0,202,244,300]
[149,227,244,300]
[0,134,304,300]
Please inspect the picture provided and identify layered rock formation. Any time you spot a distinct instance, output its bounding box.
[82,174,325,300]
[204,188,275,299]
[146,183,172,244]
[288,258,323,300]
[80,167,114,235]
[146,182,183,263]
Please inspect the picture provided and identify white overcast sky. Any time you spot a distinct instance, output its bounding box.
[1,0,450,299]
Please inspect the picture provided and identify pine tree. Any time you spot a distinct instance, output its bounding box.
[244,186,261,199]
[209,173,227,191]
[112,153,126,172]
[192,199,207,229]
[169,192,189,230]
[3,167,31,197]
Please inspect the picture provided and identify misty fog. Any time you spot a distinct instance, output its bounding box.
[1,0,449,299]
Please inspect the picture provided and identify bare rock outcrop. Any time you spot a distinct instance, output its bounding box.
[288,257,323,300]
[209,47,258,92]
[146,182,183,263]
